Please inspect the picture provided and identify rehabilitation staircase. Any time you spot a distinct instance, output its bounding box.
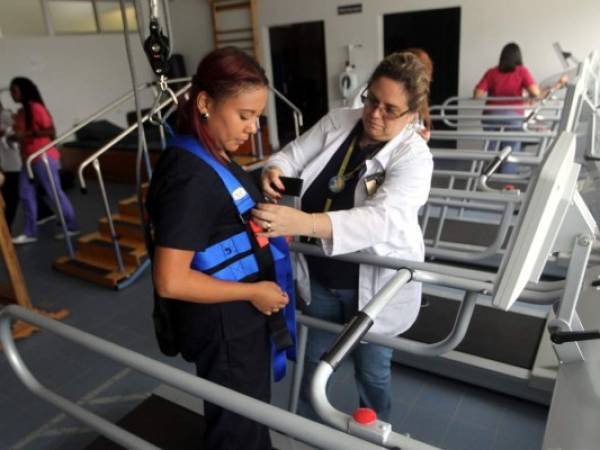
[53,185,150,289]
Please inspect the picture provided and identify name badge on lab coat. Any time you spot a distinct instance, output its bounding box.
[364,172,385,197]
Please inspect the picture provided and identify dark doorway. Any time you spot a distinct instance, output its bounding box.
[384,7,460,108]
[269,21,328,147]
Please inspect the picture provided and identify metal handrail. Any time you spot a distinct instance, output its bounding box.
[0,305,386,450]
[40,153,76,257]
[23,77,189,179]
[430,104,564,112]
[18,78,189,260]
[304,286,477,443]
[289,242,563,302]
[431,149,542,165]
[431,94,564,130]
[433,169,528,183]
[304,270,455,449]
[24,83,145,178]
[428,187,521,203]
[286,240,564,437]
[478,146,515,193]
[426,200,516,262]
[75,82,190,279]
[77,82,191,191]
[269,85,304,139]
[429,129,555,141]
[429,113,562,122]
[433,94,564,107]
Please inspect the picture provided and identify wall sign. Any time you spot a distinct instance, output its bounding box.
[338,4,362,15]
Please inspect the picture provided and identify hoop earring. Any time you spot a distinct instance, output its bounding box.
[200,111,210,120]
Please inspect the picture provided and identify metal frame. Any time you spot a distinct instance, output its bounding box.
[419,68,592,266]
[291,129,597,446]
[2,124,594,448]
[0,305,389,450]
[269,85,304,139]
[77,81,190,277]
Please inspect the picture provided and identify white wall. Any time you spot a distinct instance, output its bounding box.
[168,0,213,73]
[0,34,154,134]
[257,0,600,148]
[3,0,598,147]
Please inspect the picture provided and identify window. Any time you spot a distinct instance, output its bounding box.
[0,0,138,37]
[0,0,47,36]
[46,0,138,35]
[96,1,138,33]
[47,0,97,34]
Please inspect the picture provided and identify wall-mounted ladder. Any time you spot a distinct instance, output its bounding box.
[209,0,260,58]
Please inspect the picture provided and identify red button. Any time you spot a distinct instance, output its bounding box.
[352,408,377,425]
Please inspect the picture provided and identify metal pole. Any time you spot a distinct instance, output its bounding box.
[41,154,74,258]
[288,322,308,414]
[0,306,386,450]
[92,159,126,273]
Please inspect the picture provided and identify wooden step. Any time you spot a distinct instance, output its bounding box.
[98,214,144,240]
[53,185,152,289]
[118,196,144,221]
[77,232,147,267]
[53,255,137,288]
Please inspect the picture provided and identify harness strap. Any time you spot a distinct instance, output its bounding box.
[211,254,259,282]
[168,135,296,381]
[168,135,255,216]
[192,231,252,271]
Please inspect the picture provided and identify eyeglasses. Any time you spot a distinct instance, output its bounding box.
[360,91,411,120]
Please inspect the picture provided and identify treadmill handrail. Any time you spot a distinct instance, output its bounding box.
[431,149,542,165]
[307,270,477,447]
[289,242,564,303]
[429,129,555,141]
[0,305,386,450]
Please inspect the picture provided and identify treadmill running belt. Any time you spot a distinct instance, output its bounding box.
[401,295,546,369]
[84,394,206,450]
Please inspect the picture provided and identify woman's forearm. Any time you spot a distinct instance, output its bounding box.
[153,247,257,303]
[311,212,333,240]
[156,267,258,304]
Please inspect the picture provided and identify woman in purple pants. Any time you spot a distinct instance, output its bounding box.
[9,77,78,244]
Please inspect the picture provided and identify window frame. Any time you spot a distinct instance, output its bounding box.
[43,0,138,36]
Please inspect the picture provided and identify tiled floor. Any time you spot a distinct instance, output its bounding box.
[0,180,548,449]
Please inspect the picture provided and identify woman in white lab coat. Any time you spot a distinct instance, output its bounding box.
[253,52,433,421]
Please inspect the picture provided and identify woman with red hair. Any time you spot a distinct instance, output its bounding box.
[146,47,289,450]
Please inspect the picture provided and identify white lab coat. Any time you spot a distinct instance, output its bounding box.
[267,108,433,336]
[0,109,22,172]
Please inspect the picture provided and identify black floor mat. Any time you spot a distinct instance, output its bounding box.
[84,394,206,450]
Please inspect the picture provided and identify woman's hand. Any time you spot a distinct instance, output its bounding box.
[249,281,289,315]
[252,203,310,237]
[261,166,285,201]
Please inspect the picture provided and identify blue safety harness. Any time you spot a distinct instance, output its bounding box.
[169,135,296,381]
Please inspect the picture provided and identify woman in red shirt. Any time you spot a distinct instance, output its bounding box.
[473,43,541,174]
[9,77,79,244]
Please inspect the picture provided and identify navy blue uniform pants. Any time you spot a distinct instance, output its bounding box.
[193,324,272,450]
